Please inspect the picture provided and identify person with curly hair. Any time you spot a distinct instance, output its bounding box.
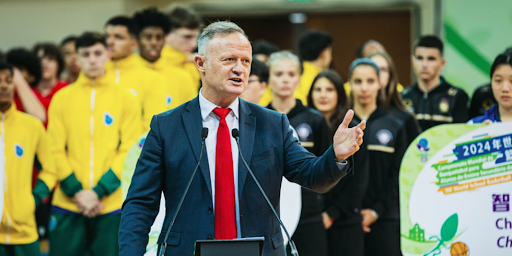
[133,7,197,109]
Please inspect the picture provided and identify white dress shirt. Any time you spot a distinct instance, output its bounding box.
[199,90,242,238]
[198,90,349,238]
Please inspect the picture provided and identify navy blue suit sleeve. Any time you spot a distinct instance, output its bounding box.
[280,114,351,193]
[119,116,165,256]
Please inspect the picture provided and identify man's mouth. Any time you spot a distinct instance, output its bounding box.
[230,78,242,83]
[148,49,159,57]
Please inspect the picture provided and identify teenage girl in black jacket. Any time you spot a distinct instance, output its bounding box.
[349,59,408,256]
[266,50,331,256]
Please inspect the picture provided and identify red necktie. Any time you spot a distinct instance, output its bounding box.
[213,108,237,239]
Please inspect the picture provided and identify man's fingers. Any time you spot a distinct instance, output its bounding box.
[357,119,366,131]
[340,109,354,129]
[84,204,103,218]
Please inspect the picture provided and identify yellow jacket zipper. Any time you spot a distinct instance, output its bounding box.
[115,60,120,84]
[90,84,95,188]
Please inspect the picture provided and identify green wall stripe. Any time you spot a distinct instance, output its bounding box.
[444,22,492,76]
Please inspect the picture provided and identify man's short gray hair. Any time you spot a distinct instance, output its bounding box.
[197,21,248,55]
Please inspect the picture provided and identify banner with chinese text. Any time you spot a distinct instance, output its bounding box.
[400,122,512,256]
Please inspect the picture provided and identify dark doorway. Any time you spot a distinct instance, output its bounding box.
[206,10,411,85]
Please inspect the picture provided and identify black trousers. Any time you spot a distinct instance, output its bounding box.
[287,221,327,256]
[327,223,364,256]
[364,220,402,256]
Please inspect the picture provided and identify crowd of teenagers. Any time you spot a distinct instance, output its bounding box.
[1,4,511,256]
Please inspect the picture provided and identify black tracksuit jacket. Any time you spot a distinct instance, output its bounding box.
[401,77,469,131]
[469,82,496,119]
[324,107,408,226]
[268,99,330,224]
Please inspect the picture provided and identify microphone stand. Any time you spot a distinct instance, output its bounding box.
[232,128,299,256]
[159,128,208,256]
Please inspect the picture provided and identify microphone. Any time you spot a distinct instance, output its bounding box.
[231,128,299,256]
[159,127,208,256]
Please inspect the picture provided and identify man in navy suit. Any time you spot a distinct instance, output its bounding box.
[119,21,365,256]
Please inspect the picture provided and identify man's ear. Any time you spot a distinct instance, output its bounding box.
[321,47,331,58]
[130,38,138,53]
[195,55,206,73]
[106,49,112,62]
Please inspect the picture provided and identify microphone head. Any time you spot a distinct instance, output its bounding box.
[201,127,209,139]
[232,128,240,139]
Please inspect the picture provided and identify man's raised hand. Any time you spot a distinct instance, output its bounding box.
[333,109,365,161]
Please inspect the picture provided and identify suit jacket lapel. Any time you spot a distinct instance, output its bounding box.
[238,100,256,197]
[182,97,212,195]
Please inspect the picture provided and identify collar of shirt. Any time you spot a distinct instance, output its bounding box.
[199,89,240,121]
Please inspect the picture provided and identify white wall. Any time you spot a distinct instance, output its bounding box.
[0,0,124,51]
[0,0,438,51]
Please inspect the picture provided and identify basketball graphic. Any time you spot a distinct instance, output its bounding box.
[450,242,469,256]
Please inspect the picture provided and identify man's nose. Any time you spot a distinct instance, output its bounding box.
[150,37,159,46]
[89,55,98,64]
[232,60,244,74]
[190,39,198,49]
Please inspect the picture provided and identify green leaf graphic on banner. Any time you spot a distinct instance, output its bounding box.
[423,214,459,256]
[440,214,458,241]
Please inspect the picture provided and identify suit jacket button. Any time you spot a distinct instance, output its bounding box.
[208,207,213,213]
[207,235,213,240]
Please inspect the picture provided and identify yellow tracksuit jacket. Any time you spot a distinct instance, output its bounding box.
[105,54,168,132]
[161,45,201,90]
[259,61,317,107]
[0,105,56,245]
[137,55,197,109]
[48,72,141,214]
